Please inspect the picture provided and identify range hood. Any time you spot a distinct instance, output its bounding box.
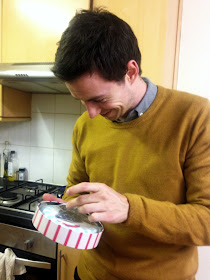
[0,62,69,94]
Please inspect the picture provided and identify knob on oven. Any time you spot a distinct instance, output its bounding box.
[24,238,34,250]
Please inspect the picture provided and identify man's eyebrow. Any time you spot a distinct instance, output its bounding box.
[71,95,105,102]
[87,96,105,102]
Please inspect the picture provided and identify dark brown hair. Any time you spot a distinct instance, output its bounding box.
[52,8,142,82]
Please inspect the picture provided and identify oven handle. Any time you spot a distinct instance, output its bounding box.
[15,257,51,269]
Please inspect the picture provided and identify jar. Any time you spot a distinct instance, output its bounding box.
[18,168,26,181]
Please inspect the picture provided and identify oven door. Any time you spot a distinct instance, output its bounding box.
[0,244,57,280]
[0,222,57,280]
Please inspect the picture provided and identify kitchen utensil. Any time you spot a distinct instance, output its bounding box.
[32,201,104,250]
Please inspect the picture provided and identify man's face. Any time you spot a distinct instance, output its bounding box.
[65,71,135,121]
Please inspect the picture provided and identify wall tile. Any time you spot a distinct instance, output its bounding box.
[8,121,31,146]
[31,113,54,148]
[0,123,9,144]
[54,114,79,150]
[8,145,30,176]
[32,94,55,113]
[53,149,72,185]
[0,95,83,184]
[55,94,81,114]
[29,147,53,183]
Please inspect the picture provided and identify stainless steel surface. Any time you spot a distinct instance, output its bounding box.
[40,201,104,234]
[24,238,34,250]
[16,257,51,269]
[58,250,64,280]
[0,180,63,211]
[0,62,69,94]
[0,222,56,259]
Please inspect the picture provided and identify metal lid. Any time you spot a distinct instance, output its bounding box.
[39,201,103,233]
[32,201,104,250]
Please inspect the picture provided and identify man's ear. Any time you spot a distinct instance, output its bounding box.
[126,60,139,84]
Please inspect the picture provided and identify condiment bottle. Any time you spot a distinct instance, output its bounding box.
[8,151,19,181]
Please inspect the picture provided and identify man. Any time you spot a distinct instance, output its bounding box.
[43,8,210,280]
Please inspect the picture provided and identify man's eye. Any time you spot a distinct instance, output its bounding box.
[94,99,106,103]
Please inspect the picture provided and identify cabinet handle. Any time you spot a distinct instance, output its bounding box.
[58,250,64,280]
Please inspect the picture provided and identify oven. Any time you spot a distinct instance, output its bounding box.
[0,178,65,280]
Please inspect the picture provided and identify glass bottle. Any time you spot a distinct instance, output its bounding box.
[8,151,19,181]
[3,141,9,179]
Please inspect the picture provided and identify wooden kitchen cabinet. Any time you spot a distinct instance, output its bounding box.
[1,0,90,63]
[57,244,81,280]
[0,85,31,121]
[0,0,31,123]
[93,0,182,88]
[0,0,89,121]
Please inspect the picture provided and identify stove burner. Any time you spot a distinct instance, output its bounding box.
[0,192,17,201]
[0,191,22,206]
[23,185,40,195]
[26,185,38,190]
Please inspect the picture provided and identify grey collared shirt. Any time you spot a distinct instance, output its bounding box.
[115,77,157,123]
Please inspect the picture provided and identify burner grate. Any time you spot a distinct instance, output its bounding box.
[0,178,64,212]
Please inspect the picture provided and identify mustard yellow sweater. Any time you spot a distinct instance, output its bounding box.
[63,86,210,280]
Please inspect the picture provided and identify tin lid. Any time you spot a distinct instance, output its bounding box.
[19,168,26,172]
[39,201,102,233]
[32,201,104,249]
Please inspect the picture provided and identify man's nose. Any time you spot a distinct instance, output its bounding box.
[83,101,101,118]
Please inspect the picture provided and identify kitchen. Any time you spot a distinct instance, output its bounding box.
[0,0,209,279]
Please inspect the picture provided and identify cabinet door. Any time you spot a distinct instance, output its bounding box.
[2,0,89,62]
[93,0,181,88]
[0,85,31,121]
[57,244,81,280]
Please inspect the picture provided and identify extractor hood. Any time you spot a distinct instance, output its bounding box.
[0,62,69,94]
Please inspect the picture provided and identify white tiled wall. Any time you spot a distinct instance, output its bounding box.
[0,94,85,186]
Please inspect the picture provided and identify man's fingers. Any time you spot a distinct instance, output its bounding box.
[42,193,65,203]
[88,212,112,223]
[77,202,107,215]
[66,182,102,195]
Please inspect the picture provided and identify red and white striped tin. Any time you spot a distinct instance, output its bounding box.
[32,201,104,250]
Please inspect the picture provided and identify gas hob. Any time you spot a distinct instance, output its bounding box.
[0,178,64,229]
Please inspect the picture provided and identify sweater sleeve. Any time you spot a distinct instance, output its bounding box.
[124,100,210,246]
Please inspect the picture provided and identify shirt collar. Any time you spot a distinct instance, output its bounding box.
[115,77,157,123]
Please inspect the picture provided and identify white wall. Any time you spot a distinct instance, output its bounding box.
[177,0,210,278]
[0,94,84,185]
[177,0,210,100]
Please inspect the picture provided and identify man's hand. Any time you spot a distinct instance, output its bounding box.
[65,182,129,224]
